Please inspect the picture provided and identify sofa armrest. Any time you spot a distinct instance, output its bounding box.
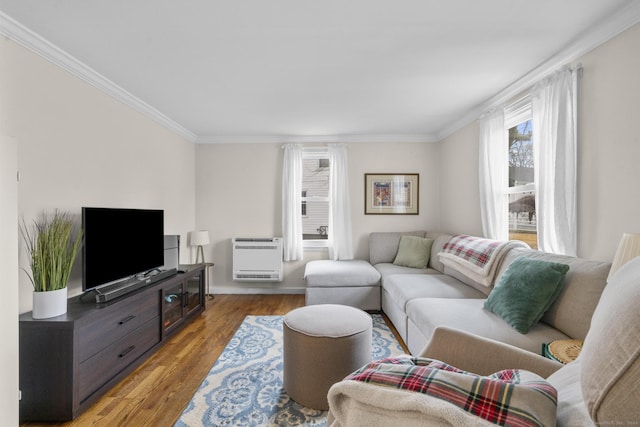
[419,326,563,378]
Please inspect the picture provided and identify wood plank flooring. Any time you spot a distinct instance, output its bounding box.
[21,295,407,427]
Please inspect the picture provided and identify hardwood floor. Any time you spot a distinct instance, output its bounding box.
[21,295,407,427]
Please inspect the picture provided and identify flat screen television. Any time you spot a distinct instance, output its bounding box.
[82,207,165,291]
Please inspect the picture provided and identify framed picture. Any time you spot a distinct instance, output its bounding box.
[365,173,419,215]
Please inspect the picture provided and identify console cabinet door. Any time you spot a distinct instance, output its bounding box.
[162,269,204,336]
[185,274,204,316]
[162,283,185,333]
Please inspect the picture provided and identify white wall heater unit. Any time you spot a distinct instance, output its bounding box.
[232,237,283,282]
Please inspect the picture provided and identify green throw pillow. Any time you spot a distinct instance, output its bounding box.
[484,256,570,334]
[393,235,434,269]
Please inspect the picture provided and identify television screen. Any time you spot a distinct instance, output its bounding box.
[82,207,165,291]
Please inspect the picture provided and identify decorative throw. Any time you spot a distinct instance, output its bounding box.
[329,356,557,427]
[438,234,529,287]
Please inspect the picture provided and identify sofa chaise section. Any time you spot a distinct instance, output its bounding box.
[304,259,381,310]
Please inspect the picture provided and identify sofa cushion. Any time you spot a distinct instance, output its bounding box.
[579,257,640,424]
[375,263,435,278]
[484,257,569,334]
[406,298,570,354]
[425,232,453,273]
[369,231,426,265]
[304,260,381,287]
[393,236,434,268]
[444,265,491,296]
[546,360,593,426]
[383,274,486,312]
[495,248,610,339]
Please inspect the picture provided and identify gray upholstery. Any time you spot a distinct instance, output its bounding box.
[306,286,381,311]
[328,255,640,425]
[373,263,434,278]
[546,361,593,426]
[371,231,610,355]
[424,232,453,272]
[304,259,381,310]
[579,257,640,423]
[443,265,492,296]
[381,273,486,344]
[383,274,485,312]
[495,248,611,340]
[283,304,372,411]
[304,259,381,287]
[368,231,426,265]
[406,298,571,355]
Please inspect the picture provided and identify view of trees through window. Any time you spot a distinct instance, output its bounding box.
[508,119,537,248]
[301,158,329,240]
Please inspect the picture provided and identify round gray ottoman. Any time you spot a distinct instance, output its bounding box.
[283,304,372,410]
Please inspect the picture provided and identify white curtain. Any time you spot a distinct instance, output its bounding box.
[532,67,578,256]
[282,144,303,261]
[328,144,354,260]
[479,108,508,240]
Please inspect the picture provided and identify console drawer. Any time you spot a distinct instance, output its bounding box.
[78,317,160,401]
[78,294,160,362]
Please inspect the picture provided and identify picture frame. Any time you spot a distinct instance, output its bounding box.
[365,173,419,215]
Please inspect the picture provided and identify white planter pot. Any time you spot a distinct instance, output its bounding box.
[32,287,68,319]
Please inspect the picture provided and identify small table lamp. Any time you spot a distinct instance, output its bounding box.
[190,230,210,264]
[608,232,640,281]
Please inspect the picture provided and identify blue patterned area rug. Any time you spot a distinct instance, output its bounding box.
[175,314,404,426]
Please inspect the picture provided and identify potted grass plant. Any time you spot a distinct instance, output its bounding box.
[21,210,83,319]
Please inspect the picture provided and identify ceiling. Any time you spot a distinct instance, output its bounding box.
[0,0,638,143]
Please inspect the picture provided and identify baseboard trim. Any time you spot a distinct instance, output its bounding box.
[211,287,305,295]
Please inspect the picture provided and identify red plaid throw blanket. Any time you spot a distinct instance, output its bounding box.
[344,356,557,427]
[439,234,528,287]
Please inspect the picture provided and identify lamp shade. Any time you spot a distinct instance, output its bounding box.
[608,233,640,281]
[190,230,210,247]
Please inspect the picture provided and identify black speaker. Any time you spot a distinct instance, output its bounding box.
[163,235,180,271]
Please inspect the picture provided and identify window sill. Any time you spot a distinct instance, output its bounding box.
[304,240,329,251]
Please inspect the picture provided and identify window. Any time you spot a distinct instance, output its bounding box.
[302,151,329,242]
[505,98,537,249]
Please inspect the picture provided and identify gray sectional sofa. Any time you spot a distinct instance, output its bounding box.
[370,231,611,355]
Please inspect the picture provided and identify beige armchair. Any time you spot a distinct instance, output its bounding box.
[328,257,640,426]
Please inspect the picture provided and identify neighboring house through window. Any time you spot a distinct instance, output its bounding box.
[302,148,329,245]
[282,143,354,260]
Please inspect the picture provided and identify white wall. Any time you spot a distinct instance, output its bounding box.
[438,22,640,262]
[195,141,440,291]
[438,122,483,236]
[577,22,640,261]
[0,136,19,425]
[0,38,197,314]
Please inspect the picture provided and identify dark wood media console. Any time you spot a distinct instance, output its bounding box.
[19,264,206,422]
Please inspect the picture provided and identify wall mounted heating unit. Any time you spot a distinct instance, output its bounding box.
[232,237,283,281]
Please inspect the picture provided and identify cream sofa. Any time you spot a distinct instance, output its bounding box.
[327,254,640,426]
[371,231,611,355]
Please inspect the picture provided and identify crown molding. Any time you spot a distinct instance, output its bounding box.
[196,133,438,144]
[0,11,198,143]
[436,1,640,142]
[4,2,637,146]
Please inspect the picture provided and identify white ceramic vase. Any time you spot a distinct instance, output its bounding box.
[32,287,68,319]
